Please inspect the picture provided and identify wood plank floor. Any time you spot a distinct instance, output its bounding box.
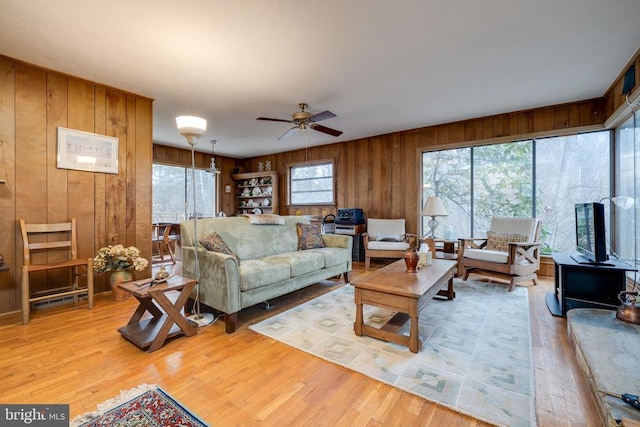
[0,260,600,426]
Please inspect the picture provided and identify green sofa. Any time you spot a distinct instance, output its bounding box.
[181,216,353,333]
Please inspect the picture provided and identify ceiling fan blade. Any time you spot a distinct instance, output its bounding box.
[257,117,294,123]
[308,110,336,122]
[310,124,343,137]
[278,126,299,141]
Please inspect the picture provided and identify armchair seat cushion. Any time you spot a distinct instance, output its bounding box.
[367,241,410,251]
[463,248,508,264]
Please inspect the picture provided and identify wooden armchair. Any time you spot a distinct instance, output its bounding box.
[19,218,94,324]
[363,218,417,269]
[457,217,541,292]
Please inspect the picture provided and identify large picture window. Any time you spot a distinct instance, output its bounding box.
[152,164,217,222]
[289,160,335,205]
[422,131,610,255]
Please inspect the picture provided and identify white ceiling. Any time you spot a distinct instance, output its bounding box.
[1,0,639,158]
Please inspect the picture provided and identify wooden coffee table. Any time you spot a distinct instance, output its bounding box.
[353,258,457,353]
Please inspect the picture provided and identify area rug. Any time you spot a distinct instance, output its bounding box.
[71,383,208,427]
[250,279,537,427]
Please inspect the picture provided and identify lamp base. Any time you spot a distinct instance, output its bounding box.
[187,312,214,327]
[428,216,439,238]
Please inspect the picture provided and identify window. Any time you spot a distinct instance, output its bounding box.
[152,164,217,222]
[421,131,611,255]
[289,160,335,205]
[615,111,639,269]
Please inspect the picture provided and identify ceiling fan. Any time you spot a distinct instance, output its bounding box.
[257,103,343,141]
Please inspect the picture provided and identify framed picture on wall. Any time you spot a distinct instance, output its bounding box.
[57,127,119,174]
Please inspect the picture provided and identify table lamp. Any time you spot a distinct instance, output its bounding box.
[422,196,448,238]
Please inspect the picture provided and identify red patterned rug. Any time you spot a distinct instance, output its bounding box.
[71,384,208,427]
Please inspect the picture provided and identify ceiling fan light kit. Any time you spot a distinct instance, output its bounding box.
[257,102,343,141]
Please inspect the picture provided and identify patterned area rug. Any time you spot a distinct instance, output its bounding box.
[250,279,536,427]
[71,384,208,427]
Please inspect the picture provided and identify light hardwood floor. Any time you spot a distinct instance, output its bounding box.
[0,260,599,426]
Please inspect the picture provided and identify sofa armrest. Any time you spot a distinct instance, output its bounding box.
[182,246,241,315]
[322,233,353,252]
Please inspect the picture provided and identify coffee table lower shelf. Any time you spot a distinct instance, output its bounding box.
[118,316,196,349]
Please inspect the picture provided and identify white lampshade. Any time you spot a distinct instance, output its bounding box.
[176,116,207,145]
[422,196,448,217]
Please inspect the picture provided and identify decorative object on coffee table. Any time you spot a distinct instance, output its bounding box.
[404,248,419,272]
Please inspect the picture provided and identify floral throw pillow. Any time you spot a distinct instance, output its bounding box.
[296,223,325,250]
[199,231,240,264]
[485,231,529,252]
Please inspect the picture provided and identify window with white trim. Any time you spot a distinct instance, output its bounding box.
[289,161,335,205]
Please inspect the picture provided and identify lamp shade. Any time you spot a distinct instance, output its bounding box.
[422,196,448,217]
[176,116,207,143]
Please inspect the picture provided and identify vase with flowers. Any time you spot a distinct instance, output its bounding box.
[93,244,149,301]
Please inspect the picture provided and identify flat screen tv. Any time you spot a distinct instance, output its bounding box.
[574,202,608,263]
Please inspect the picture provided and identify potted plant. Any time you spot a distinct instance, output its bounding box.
[93,244,148,301]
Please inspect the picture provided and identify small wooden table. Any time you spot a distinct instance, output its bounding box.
[117,275,198,352]
[353,258,457,353]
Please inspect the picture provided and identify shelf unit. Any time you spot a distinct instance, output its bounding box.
[232,171,278,216]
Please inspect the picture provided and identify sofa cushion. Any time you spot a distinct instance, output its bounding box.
[239,259,291,291]
[463,248,508,264]
[296,223,325,250]
[199,231,240,264]
[485,231,528,252]
[376,234,401,242]
[313,247,352,267]
[264,251,325,277]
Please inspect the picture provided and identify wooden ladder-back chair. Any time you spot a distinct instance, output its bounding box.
[19,218,94,324]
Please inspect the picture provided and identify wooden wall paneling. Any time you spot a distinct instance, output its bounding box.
[578,101,595,126]
[533,107,555,133]
[464,119,478,142]
[356,139,371,216]
[44,73,70,289]
[450,122,465,144]
[93,87,108,293]
[0,59,16,313]
[125,96,137,249]
[370,136,384,218]
[66,79,96,288]
[494,114,509,138]
[134,97,153,275]
[105,90,128,247]
[389,133,403,220]
[402,131,418,233]
[554,105,569,129]
[482,117,494,139]
[14,65,48,295]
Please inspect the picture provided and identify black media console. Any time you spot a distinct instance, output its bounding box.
[546,252,637,317]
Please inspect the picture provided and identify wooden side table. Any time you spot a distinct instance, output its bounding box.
[117,275,198,352]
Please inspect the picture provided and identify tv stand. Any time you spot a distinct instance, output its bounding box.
[569,253,614,267]
[547,253,636,317]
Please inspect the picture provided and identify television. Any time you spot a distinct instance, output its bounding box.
[573,202,608,264]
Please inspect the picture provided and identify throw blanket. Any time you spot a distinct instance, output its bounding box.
[241,214,285,225]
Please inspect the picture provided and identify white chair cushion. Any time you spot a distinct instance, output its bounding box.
[368,218,405,241]
[489,217,538,242]
[463,248,508,264]
[368,241,409,251]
